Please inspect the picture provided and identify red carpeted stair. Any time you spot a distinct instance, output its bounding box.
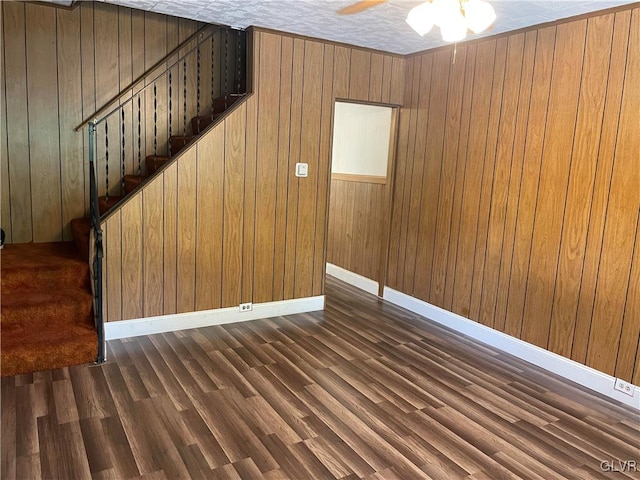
[1,242,97,376]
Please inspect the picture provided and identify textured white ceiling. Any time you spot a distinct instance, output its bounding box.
[96,0,637,54]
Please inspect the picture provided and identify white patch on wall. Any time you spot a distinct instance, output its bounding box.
[331,102,392,177]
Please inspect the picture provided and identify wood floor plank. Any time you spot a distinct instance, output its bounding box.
[2,275,639,480]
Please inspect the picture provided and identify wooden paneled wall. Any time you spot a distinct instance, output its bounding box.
[101,29,404,321]
[0,1,203,243]
[388,6,640,383]
[327,179,386,281]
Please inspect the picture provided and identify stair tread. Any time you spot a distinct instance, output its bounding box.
[1,242,90,290]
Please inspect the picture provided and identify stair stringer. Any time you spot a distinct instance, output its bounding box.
[99,94,255,323]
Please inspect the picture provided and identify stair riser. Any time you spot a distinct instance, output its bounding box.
[191,116,213,134]
[1,329,97,376]
[170,136,195,156]
[146,156,170,175]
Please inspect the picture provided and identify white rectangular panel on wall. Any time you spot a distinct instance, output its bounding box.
[331,102,392,177]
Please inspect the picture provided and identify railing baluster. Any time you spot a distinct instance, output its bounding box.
[237,29,241,93]
[196,45,201,129]
[224,28,228,107]
[121,109,125,195]
[154,82,158,157]
[169,69,173,156]
[137,95,142,176]
[105,120,109,202]
[211,35,215,120]
[183,59,187,138]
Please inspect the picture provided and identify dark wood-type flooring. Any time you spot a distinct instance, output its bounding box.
[2,276,639,479]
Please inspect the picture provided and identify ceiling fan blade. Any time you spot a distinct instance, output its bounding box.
[337,0,387,15]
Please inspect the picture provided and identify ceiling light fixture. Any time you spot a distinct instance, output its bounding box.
[406,0,496,42]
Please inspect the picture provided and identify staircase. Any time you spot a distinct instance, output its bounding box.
[1,242,97,376]
[0,25,247,377]
[69,93,244,260]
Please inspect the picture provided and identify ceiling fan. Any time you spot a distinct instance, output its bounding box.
[337,0,497,43]
[337,0,387,15]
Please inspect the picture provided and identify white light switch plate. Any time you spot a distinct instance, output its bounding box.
[295,163,308,177]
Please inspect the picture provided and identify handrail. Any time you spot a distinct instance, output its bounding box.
[93,24,226,127]
[88,121,105,363]
[75,23,214,131]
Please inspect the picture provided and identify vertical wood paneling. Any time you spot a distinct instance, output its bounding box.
[390,5,639,383]
[294,41,323,299]
[390,57,420,289]
[242,93,258,304]
[520,21,587,348]
[142,179,164,317]
[503,27,555,337]
[443,44,477,311]
[283,38,304,299]
[163,163,178,315]
[348,49,370,102]
[546,15,614,356]
[389,57,405,106]
[478,34,524,328]
[176,148,197,313]
[26,4,61,242]
[118,7,134,177]
[327,180,384,282]
[572,9,631,365]
[386,57,414,289]
[451,41,496,318]
[403,54,432,295]
[313,44,335,297]
[80,2,95,212]
[1,2,33,243]
[196,124,224,311]
[57,8,83,241]
[120,196,143,320]
[242,33,259,304]
[222,107,245,308]
[105,214,122,323]
[253,32,281,303]
[272,36,294,301]
[468,38,507,321]
[493,31,537,332]
[413,50,450,300]
[380,56,393,104]
[429,45,468,307]
[585,8,639,376]
[368,53,384,103]
[333,46,350,99]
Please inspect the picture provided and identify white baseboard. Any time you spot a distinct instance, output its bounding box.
[382,287,639,410]
[326,263,379,296]
[105,295,325,340]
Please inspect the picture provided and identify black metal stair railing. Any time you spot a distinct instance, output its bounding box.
[88,120,105,363]
[85,24,247,364]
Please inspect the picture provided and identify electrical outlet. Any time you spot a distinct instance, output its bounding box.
[239,302,253,312]
[614,378,635,397]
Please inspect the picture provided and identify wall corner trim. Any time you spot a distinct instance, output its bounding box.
[381,286,640,411]
[326,263,379,296]
[105,295,325,341]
